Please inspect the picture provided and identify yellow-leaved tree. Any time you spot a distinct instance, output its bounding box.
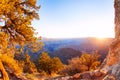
[23,53,37,74]
[38,52,64,75]
[0,0,40,80]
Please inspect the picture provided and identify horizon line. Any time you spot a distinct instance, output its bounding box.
[39,36,114,39]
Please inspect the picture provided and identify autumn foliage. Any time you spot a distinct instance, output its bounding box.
[23,53,37,74]
[38,52,64,75]
[61,51,101,75]
[0,0,40,79]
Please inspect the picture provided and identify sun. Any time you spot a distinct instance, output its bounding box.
[93,34,108,41]
[96,37,106,40]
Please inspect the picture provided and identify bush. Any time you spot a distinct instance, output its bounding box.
[61,51,101,75]
[38,52,64,75]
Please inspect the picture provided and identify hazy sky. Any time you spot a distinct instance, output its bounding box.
[33,0,114,38]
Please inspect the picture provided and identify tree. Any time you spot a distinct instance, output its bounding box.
[0,0,40,79]
[38,52,64,75]
[1,54,22,75]
[51,57,64,73]
[23,53,37,73]
[38,52,52,75]
[62,52,100,75]
[0,0,40,46]
[25,37,44,53]
[79,52,100,71]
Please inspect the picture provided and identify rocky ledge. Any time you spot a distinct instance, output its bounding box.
[48,70,115,80]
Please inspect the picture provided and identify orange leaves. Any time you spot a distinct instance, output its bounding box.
[23,53,38,73]
[38,52,64,75]
[1,54,22,75]
[0,32,8,49]
[0,0,40,47]
[63,52,101,75]
[26,0,37,7]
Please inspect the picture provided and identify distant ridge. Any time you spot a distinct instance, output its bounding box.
[35,37,113,64]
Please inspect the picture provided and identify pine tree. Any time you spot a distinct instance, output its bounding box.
[23,53,37,74]
[0,0,40,46]
[51,57,64,73]
[38,52,52,75]
[38,52,64,75]
[0,0,40,79]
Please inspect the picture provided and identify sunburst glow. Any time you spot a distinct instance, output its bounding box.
[35,0,114,38]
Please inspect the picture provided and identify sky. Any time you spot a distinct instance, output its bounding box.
[33,0,114,38]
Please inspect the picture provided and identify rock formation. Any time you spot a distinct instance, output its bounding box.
[99,0,120,79]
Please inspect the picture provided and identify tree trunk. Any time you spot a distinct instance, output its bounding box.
[0,60,9,80]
